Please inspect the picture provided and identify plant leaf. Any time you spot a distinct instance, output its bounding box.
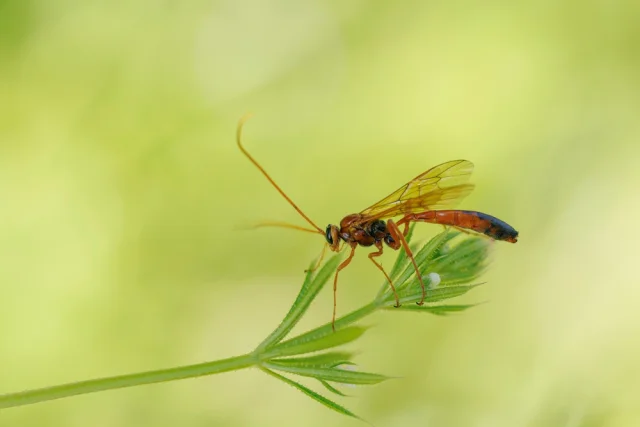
[319,379,349,396]
[330,360,357,368]
[390,284,480,307]
[265,362,389,385]
[256,254,343,351]
[269,352,353,368]
[390,230,459,296]
[261,368,360,420]
[391,303,477,315]
[262,326,368,359]
[272,302,379,353]
[428,237,491,281]
[395,234,491,300]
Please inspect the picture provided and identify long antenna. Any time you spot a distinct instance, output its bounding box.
[243,221,321,234]
[236,114,323,234]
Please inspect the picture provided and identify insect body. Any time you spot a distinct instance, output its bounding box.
[398,210,518,243]
[236,115,518,330]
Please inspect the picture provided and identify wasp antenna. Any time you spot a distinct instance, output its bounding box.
[236,115,324,234]
[241,221,321,234]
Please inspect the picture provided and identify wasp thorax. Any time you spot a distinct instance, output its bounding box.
[339,213,365,228]
[369,220,387,235]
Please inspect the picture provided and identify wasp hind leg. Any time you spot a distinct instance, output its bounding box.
[387,219,428,305]
[368,242,400,308]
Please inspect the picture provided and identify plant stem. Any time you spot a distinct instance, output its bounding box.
[338,301,381,327]
[270,301,380,352]
[0,302,382,410]
[0,353,257,409]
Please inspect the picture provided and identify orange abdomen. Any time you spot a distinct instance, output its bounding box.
[409,210,518,243]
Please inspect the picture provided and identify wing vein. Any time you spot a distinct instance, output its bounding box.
[356,160,475,223]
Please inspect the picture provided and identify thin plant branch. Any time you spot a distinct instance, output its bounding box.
[0,227,493,420]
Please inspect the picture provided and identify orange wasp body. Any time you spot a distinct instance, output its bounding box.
[236,116,518,329]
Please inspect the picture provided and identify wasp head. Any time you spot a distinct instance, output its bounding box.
[325,224,341,252]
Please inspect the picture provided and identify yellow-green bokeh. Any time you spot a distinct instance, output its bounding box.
[1,1,639,425]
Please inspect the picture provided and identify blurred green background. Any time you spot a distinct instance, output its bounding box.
[1,0,639,426]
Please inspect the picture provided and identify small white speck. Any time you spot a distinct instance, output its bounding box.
[427,272,441,289]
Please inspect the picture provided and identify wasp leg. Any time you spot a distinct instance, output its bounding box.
[402,221,410,236]
[368,242,400,308]
[304,243,328,273]
[450,225,473,235]
[387,218,427,306]
[332,244,356,331]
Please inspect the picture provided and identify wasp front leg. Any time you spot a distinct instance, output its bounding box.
[331,244,357,331]
[305,243,328,273]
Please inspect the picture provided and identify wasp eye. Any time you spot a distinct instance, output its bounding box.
[384,234,395,245]
[325,225,334,245]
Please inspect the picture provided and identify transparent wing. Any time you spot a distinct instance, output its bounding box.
[358,160,475,221]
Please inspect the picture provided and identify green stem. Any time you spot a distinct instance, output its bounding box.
[0,353,257,410]
[335,301,380,328]
[270,301,380,352]
[0,300,382,410]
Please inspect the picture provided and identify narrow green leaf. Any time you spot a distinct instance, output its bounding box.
[391,303,477,315]
[439,267,487,287]
[330,360,356,368]
[319,379,349,397]
[262,326,368,359]
[261,368,360,420]
[265,362,389,385]
[391,230,459,296]
[268,352,353,368]
[389,284,479,307]
[429,236,490,277]
[256,254,343,351]
[378,247,414,300]
[397,237,490,298]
